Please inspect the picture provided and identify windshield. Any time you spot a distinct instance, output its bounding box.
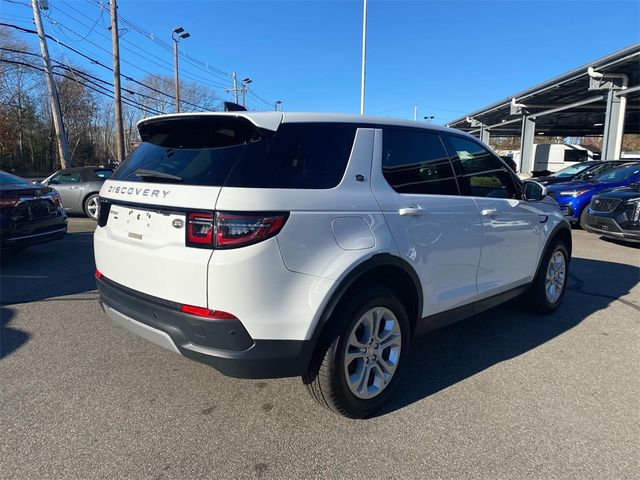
[0,171,31,186]
[593,164,640,183]
[550,162,594,178]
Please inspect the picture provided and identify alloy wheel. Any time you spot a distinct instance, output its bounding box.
[343,307,402,399]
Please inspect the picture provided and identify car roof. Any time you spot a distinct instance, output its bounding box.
[137,111,468,136]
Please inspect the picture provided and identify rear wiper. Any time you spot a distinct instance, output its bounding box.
[133,169,182,182]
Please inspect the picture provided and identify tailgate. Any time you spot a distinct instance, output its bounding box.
[94,181,220,307]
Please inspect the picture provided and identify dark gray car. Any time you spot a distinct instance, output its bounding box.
[41,167,113,220]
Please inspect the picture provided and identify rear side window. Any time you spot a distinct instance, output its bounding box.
[112,117,355,189]
[564,149,589,163]
[444,135,519,199]
[225,123,356,189]
[382,129,459,195]
[50,171,81,185]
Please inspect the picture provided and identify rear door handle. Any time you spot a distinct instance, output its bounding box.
[481,208,498,217]
[399,207,424,217]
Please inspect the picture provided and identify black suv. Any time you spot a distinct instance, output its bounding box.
[584,183,640,243]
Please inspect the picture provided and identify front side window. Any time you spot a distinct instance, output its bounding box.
[593,164,640,183]
[574,162,629,182]
[50,171,81,185]
[382,128,458,195]
[445,135,519,199]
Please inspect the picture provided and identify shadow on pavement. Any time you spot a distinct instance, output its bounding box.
[380,257,640,416]
[0,306,28,360]
[0,231,96,305]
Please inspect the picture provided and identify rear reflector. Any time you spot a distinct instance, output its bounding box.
[181,304,237,320]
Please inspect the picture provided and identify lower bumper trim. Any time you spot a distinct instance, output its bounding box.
[97,278,314,379]
[103,303,181,354]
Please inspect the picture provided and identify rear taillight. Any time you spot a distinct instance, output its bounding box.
[95,269,103,279]
[215,211,289,248]
[0,197,19,208]
[186,212,214,248]
[181,304,237,320]
[185,211,288,249]
[51,192,61,207]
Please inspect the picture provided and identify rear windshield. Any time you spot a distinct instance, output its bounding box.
[111,117,356,189]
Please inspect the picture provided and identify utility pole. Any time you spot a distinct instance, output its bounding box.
[225,72,241,105]
[31,0,71,169]
[232,72,238,104]
[109,0,125,163]
[360,0,367,115]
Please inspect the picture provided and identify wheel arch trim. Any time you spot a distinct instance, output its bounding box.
[306,253,422,358]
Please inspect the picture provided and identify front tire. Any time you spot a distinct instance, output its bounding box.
[84,194,99,221]
[303,287,411,418]
[522,239,569,314]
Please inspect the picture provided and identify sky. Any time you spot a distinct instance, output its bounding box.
[1,0,639,124]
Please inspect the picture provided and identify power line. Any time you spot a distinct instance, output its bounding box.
[0,57,164,115]
[0,22,209,112]
[61,0,233,87]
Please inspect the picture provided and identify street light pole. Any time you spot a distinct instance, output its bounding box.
[171,27,190,113]
[241,78,252,108]
[360,0,367,115]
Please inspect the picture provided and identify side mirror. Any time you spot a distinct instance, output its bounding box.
[523,180,547,201]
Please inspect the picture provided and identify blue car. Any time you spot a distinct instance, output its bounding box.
[546,162,640,227]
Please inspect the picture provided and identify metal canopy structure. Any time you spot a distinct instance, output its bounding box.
[447,44,640,171]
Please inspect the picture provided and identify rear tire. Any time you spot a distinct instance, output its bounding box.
[522,239,569,314]
[84,194,99,221]
[303,287,410,419]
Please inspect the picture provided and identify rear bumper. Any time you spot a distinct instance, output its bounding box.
[0,217,67,248]
[96,276,313,379]
[583,213,640,243]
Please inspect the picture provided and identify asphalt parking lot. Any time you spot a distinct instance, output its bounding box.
[1,218,638,479]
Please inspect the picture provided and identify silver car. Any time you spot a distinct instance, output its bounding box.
[41,167,113,220]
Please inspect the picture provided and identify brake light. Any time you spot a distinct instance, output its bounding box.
[0,197,18,208]
[186,212,214,248]
[181,304,237,320]
[215,211,288,248]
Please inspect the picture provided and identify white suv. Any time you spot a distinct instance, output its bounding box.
[94,112,571,418]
